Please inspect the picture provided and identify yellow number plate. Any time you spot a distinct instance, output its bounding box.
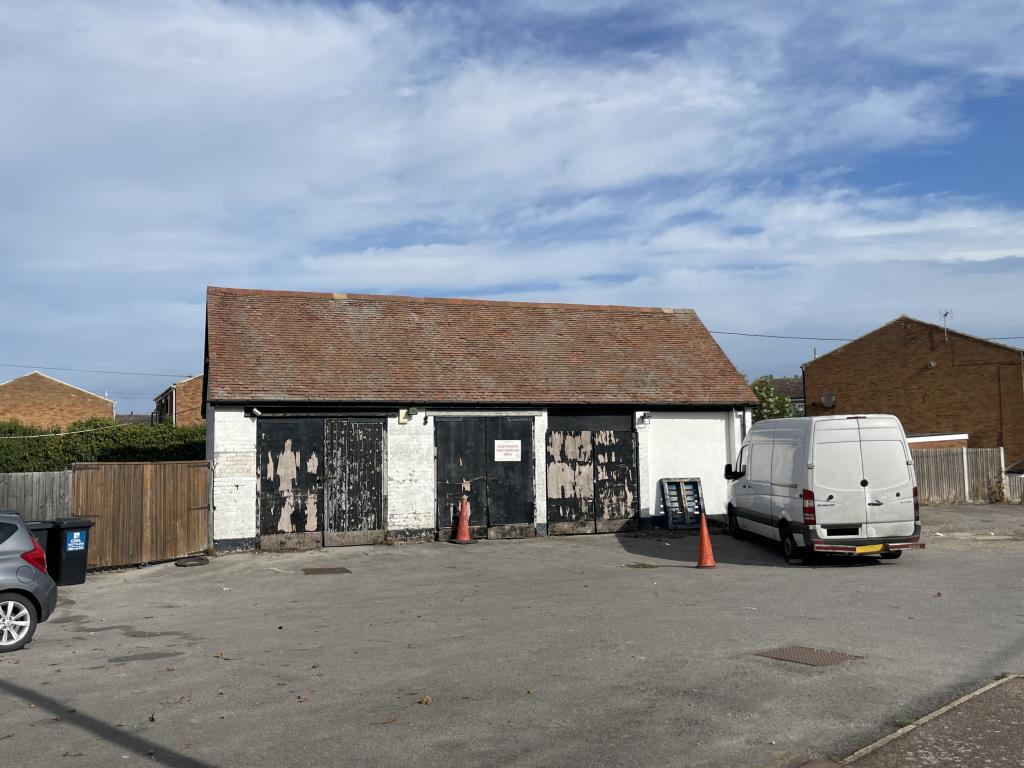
[856,544,884,554]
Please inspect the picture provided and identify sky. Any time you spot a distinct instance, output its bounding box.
[1,0,1023,415]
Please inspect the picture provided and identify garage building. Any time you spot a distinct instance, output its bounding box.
[203,287,755,551]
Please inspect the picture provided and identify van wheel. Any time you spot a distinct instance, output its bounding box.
[780,525,805,565]
[728,508,744,539]
[880,551,903,560]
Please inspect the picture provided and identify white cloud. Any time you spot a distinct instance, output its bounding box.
[0,0,1022,407]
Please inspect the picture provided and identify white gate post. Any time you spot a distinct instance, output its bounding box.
[1000,447,1007,504]
[962,447,970,502]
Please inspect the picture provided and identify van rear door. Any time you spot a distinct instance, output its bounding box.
[811,420,866,527]
[858,418,915,527]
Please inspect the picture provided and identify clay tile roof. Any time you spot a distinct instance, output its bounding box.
[770,376,804,400]
[205,287,755,406]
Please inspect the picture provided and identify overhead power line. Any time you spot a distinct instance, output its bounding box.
[0,363,192,378]
[710,330,1023,343]
[0,423,128,440]
[710,330,854,341]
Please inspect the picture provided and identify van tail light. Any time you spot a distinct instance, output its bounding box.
[913,486,920,523]
[802,489,816,526]
[21,538,48,574]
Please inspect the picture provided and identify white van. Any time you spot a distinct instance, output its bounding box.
[724,415,924,563]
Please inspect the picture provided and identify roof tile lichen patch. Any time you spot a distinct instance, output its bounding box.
[755,645,862,667]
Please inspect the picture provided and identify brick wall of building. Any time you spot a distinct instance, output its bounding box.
[0,371,113,428]
[804,318,1024,464]
[174,375,204,426]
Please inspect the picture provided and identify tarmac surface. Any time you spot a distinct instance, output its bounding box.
[1,504,1022,768]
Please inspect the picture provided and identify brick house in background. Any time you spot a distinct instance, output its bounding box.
[803,316,1024,464]
[768,376,805,415]
[153,374,204,427]
[0,371,114,428]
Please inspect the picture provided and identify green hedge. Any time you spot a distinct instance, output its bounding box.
[0,418,206,473]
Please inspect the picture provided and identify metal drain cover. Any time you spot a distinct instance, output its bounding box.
[755,645,861,667]
[302,567,352,575]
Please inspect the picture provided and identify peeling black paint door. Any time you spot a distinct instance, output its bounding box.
[593,430,639,532]
[435,416,535,536]
[546,429,638,534]
[546,430,595,535]
[257,418,325,539]
[324,418,386,546]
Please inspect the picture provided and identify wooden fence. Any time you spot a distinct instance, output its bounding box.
[913,447,1021,505]
[0,461,210,569]
[0,471,72,521]
[71,461,210,568]
[1008,473,1024,504]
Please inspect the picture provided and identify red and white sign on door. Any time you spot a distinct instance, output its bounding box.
[494,440,522,462]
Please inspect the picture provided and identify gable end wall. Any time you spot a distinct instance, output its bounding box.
[804,319,1024,464]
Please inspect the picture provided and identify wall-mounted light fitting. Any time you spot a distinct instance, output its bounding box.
[638,412,651,426]
[250,407,262,417]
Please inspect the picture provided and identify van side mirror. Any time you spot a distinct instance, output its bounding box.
[724,464,745,481]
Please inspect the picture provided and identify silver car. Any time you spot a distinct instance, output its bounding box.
[0,511,58,652]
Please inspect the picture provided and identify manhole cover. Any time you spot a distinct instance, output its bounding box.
[755,645,861,667]
[302,567,352,575]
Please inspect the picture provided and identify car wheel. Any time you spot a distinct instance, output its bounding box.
[780,525,804,565]
[880,551,903,560]
[0,592,38,653]
[728,508,744,539]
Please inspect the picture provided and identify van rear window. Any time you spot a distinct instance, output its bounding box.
[862,441,910,489]
[814,441,864,491]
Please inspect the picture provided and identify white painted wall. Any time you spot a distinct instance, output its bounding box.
[635,413,653,517]
[208,405,258,541]
[532,409,548,528]
[641,411,734,518]
[386,413,436,531]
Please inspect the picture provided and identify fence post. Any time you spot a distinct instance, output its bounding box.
[962,447,970,502]
[141,464,153,564]
[1000,447,1007,504]
[207,461,215,554]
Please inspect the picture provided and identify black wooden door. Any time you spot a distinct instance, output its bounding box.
[486,417,535,528]
[546,429,638,534]
[257,418,325,541]
[593,430,639,532]
[435,418,488,533]
[545,430,595,535]
[324,418,386,546]
[435,416,535,535]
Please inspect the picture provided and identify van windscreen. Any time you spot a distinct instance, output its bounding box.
[862,441,910,489]
[814,441,864,491]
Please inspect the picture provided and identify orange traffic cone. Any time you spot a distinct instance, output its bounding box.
[696,511,716,568]
[450,494,474,544]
